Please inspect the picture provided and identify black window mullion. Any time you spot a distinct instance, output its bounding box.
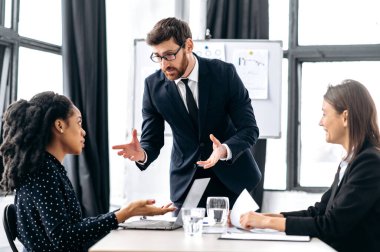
[11,0,19,32]
[0,0,5,26]
[293,45,380,62]
[0,46,11,116]
[287,0,300,190]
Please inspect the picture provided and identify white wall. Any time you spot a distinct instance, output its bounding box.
[262,191,323,213]
[106,0,175,207]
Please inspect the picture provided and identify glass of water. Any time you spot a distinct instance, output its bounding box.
[206,197,229,226]
[181,208,205,237]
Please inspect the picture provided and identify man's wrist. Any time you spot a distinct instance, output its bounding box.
[137,150,148,164]
[220,144,232,161]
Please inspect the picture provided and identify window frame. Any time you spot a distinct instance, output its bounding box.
[286,0,380,192]
[0,0,62,196]
[0,0,61,126]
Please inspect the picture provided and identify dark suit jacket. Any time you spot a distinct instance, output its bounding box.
[136,55,262,203]
[282,142,380,252]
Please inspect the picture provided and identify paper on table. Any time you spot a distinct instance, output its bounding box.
[230,189,259,228]
[202,226,227,234]
[219,231,310,242]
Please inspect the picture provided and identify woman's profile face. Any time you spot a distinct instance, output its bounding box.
[60,106,86,155]
[319,100,348,148]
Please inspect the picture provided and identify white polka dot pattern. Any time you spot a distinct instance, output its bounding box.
[15,152,118,251]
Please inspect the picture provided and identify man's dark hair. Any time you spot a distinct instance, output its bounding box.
[146,17,192,46]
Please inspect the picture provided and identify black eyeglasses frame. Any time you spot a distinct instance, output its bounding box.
[150,44,184,63]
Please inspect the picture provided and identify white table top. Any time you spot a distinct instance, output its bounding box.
[89,228,336,252]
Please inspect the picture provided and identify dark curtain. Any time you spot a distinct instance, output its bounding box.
[62,0,109,216]
[207,0,268,39]
[207,0,269,210]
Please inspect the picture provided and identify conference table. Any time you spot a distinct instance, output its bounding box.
[89,228,336,252]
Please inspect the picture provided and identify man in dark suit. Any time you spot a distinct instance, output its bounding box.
[113,17,261,209]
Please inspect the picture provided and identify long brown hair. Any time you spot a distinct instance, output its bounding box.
[324,79,380,162]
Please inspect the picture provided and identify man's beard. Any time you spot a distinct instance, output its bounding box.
[163,52,188,80]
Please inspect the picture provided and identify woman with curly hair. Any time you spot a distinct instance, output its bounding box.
[0,91,175,252]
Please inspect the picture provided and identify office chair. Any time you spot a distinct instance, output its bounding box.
[3,203,19,252]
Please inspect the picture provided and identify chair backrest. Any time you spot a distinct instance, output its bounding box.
[3,203,19,252]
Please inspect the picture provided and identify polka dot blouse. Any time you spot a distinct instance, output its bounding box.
[15,152,119,252]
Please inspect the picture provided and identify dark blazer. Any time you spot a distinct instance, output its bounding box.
[136,55,262,203]
[283,142,380,252]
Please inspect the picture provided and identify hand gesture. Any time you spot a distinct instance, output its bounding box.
[112,129,145,162]
[115,199,176,223]
[196,134,227,169]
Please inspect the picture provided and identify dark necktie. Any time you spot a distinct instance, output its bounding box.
[326,165,342,210]
[182,78,198,130]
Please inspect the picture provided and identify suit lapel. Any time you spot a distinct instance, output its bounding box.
[197,57,211,140]
[326,163,348,211]
[164,80,190,123]
[162,56,210,138]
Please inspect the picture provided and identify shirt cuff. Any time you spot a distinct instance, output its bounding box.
[136,150,148,165]
[220,144,232,161]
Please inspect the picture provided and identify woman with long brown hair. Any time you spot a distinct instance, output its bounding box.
[239,79,380,252]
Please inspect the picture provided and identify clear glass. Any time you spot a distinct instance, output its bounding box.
[300,61,380,187]
[17,47,63,100]
[206,197,229,226]
[19,0,62,45]
[299,0,380,45]
[264,59,288,190]
[268,0,289,50]
[181,208,205,237]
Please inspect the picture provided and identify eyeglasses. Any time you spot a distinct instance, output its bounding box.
[150,44,183,63]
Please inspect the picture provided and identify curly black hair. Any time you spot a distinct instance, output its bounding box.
[0,91,74,192]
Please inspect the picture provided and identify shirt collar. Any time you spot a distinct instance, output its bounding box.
[45,151,66,173]
[174,56,199,84]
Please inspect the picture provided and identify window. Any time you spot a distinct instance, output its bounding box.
[0,0,62,107]
[300,61,380,187]
[267,0,380,190]
[18,0,62,45]
[298,0,380,46]
[17,47,62,100]
[0,0,62,193]
[287,0,380,190]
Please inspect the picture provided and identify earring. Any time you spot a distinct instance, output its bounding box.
[60,129,63,133]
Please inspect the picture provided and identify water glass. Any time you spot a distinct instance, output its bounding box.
[206,197,229,226]
[181,208,205,237]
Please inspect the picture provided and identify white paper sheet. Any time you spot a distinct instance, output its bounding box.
[220,231,310,242]
[232,49,269,99]
[226,191,310,242]
[230,189,259,228]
